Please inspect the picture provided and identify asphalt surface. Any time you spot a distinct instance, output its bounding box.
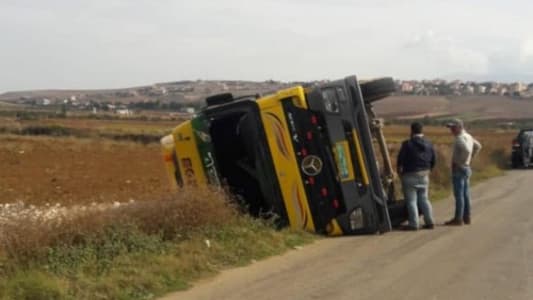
[162,170,533,300]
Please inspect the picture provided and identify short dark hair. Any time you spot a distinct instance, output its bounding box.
[411,122,423,134]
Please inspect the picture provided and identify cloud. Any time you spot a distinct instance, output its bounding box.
[402,30,489,78]
[2,0,533,91]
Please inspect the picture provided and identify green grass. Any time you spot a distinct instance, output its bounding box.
[0,221,313,300]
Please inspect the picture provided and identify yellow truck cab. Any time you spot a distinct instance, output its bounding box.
[162,75,407,235]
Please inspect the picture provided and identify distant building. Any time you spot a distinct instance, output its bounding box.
[181,107,195,114]
[116,109,133,116]
[499,87,509,96]
[510,82,527,93]
[476,85,487,94]
[400,82,414,93]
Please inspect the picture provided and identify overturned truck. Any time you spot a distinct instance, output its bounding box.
[161,75,407,235]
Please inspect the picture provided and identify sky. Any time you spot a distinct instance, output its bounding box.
[2,0,533,92]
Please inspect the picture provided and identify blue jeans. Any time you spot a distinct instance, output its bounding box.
[402,173,434,228]
[452,167,472,220]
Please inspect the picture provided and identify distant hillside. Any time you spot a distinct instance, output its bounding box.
[2,81,533,121]
[0,80,293,106]
[373,95,533,120]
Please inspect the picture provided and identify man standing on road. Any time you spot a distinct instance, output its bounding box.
[445,119,482,226]
[397,122,436,230]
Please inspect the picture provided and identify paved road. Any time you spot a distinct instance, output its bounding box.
[162,170,533,300]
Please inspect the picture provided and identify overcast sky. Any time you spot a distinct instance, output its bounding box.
[2,0,533,92]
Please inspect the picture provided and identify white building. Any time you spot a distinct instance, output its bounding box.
[510,82,527,93]
[181,107,195,114]
[116,109,133,116]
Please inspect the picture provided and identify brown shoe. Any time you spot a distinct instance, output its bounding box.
[444,218,463,226]
[463,216,471,225]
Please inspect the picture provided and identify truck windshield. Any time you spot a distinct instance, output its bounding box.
[204,101,285,218]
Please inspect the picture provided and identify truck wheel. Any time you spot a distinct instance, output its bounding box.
[359,77,396,103]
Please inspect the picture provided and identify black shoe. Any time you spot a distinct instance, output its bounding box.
[422,224,435,230]
[463,216,471,225]
[399,225,418,231]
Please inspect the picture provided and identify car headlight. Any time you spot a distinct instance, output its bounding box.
[349,208,364,230]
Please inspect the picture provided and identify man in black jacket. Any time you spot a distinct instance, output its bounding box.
[397,122,436,230]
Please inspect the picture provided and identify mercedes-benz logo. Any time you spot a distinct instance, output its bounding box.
[301,155,323,176]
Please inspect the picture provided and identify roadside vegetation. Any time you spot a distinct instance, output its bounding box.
[0,188,313,300]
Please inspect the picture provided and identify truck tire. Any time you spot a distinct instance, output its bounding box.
[359,77,396,103]
[206,93,234,107]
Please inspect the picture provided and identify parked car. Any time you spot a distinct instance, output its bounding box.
[511,129,533,168]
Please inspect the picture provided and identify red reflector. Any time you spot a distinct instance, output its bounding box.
[333,199,339,209]
[306,131,313,140]
[308,177,315,185]
[301,148,308,156]
[311,115,318,125]
[321,187,328,197]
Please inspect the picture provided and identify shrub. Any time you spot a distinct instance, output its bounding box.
[0,187,236,267]
[20,125,77,137]
[3,271,65,300]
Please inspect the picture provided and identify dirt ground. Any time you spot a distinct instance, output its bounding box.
[0,135,171,205]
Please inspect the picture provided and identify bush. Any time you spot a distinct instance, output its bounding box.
[0,188,312,300]
[3,271,64,300]
[0,188,235,267]
[20,125,78,137]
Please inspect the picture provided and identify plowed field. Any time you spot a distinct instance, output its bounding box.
[0,135,171,205]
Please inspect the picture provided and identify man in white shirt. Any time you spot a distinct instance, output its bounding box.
[444,119,482,226]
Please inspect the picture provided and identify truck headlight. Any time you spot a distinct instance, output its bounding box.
[349,208,364,230]
[322,89,340,113]
[324,97,339,113]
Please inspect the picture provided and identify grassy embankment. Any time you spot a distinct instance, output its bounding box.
[0,188,313,300]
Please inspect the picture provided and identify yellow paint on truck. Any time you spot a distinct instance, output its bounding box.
[171,122,207,186]
[352,130,370,186]
[258,87,315,232]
